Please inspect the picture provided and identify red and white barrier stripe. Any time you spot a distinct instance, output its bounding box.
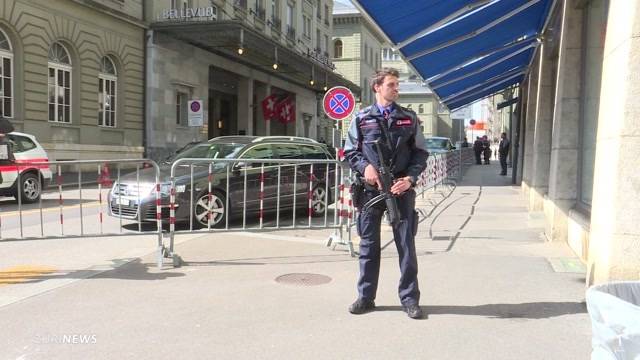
[208,164,214,228]
[259,164,265,228]
[98,165,104,234]
[308,164,314,224]
[57,166,64,235]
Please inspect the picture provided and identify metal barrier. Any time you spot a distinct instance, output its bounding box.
[164,157,348,266]
[0,159,165,267]
[0,149,475,269]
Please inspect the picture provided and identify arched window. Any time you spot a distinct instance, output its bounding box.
[48,42,72,123]
[98,56,117,127]
[418,104,424,114]
[333,39,342,58]
[0,29,13,118]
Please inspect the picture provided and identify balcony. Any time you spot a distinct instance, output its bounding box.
[286,25,296,40]
[233,0,247,9]
[253,6,266,22]
[269,17,282,33]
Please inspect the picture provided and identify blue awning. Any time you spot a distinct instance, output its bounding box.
[351,0,555,110]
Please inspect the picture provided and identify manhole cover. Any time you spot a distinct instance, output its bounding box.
[275,273,332,286]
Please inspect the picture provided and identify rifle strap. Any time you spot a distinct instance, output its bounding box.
[375,115,397,173]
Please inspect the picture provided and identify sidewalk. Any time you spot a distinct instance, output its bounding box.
[0,162,591,359]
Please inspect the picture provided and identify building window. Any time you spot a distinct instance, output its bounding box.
[316,29,321,51]
[364,44,368,63]
[324,4,329,24]
[176,91,188,126]
[48,42,72,123]
[418,104,424,114]
[316,0,321,19]
[382,48,401,61]
[286,3,294,27]
[324,35,329,54]
[98,56,117,127]
[303,15,311,38]
[578,0,609,207]
[271,0,280,19]
[333,39,342,58]
[0,29,13,118]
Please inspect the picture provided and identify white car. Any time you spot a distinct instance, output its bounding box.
[0,132,52,203]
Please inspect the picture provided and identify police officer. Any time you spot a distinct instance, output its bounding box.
[344,68,428,319]
[498,132,510,175]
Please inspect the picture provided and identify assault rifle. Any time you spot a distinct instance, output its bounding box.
[361,139,402,226]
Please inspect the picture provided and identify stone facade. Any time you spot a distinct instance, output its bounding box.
[517,0,640,283]
[0,0,145,161]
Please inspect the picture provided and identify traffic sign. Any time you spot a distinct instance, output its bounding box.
[188,100,203,127]
[469,119,476,125]
[323,86,356,121]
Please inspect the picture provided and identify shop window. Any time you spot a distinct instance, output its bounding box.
[0,29,13,118]
[98,56,117,127]
[48,42,72,123]
[578,0,609,208]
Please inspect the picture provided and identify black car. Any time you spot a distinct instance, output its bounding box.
[108,136,336,227]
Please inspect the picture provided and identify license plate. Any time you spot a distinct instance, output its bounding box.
[114,198,130,206]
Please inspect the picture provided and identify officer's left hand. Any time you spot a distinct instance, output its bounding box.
[390,177,412,195]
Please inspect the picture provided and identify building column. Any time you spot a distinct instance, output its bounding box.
[545,1,584,245]
[254,82,268,136]
[529,42,554,212]
[237,76,254,135]
[521,53,539,198]
[588,1,640,284]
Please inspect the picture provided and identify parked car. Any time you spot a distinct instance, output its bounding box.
[0,132,52,203]
[424,136,456,154]
[108,136,336,227]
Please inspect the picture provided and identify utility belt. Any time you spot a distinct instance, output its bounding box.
[350,171,407,210]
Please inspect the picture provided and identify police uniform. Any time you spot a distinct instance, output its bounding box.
[344,102,428,308]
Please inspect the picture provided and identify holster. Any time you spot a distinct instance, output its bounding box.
[350,174,365,209]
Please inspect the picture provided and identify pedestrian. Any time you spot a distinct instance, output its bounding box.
[482,135,491,164]
[344,67,428,319]
[498,132,510,176]
[461,137,470,148]
[473,136,483,164]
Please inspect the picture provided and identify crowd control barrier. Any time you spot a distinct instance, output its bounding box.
[0,149,474,268]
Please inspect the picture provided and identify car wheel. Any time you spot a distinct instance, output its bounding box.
[16,173,41,203]
[193,190,226,228]
[310,184,328,217]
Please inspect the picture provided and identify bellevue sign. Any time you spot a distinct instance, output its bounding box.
[162,6,217,20]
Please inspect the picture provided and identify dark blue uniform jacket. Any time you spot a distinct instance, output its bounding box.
[344,103,428,182]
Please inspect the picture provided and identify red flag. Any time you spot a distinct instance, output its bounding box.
[275,97,295,124]
[261,94,278,120]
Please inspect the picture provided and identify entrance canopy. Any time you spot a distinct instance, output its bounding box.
[351,0,555,110]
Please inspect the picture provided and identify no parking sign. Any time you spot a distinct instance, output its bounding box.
[323,86,356,121]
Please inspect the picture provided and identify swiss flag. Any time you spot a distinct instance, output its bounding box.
[275,97,295,124]
[261,94,278,120]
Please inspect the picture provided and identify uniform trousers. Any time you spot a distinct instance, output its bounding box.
[356,189,420,306]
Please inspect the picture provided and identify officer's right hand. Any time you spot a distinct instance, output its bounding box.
[364,164,382,190]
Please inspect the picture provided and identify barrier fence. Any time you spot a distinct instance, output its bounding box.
[0,148,475,268]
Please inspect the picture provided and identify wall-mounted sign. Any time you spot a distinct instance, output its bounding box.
[188,100,204,127]
[162,6,217,20]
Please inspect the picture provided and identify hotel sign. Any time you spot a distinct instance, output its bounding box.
[162,6,217,20]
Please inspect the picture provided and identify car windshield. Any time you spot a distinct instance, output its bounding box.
[169,143,245,162]
[424,138,450,150]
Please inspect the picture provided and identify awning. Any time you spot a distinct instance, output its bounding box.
[151,20,360,95]
[351,0,556,110]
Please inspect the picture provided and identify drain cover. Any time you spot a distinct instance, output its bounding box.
[275,273,331,286]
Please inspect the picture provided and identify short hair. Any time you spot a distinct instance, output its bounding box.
[370,67,399,93]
